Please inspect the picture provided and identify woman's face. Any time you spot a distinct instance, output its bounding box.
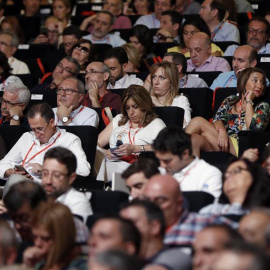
[129,36,145,57]
[53,0,70,21]
[33,225,53,257]
[1,22,13,32]
[134,0,148,15]
[152,67,171,97]
[223,160,253,200]
[244,72,265,98]
[126,98,145,125]
[182,24,200,48]
[71,42,91,65]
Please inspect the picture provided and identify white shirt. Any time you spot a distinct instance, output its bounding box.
[53,105,99,127]
[0,129,90,181]
[57,188,93,223]
[134,14,160,29]
[172,156,222,200]
[8,57,30,74]
[83,33,126,47]
[107,74,143,89]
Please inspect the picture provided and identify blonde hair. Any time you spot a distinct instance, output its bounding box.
[121,43,140,69]
[150,62,179,106]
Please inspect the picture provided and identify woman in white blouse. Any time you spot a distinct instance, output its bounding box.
[150,62,191,128]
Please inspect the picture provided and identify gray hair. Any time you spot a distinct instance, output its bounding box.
[68,77,85,94]
[97,10,116,25]
[5,82,30,106]
[0,30,19,47]
[62,56,80,76]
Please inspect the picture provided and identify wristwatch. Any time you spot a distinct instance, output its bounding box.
[11,115,19,121]
[62,116,69,123]
[141,145,145,152]
[246,100,254,106]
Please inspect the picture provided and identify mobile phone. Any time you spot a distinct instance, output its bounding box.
[40,26,48,37]
[15,165,29,175]
[116,140,123,147]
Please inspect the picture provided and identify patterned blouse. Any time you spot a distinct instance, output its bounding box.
[213,95,270,137]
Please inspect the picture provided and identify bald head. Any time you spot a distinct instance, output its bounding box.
[143,174,182,227]
[189,32,211,67]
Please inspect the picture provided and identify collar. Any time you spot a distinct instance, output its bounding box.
[91,34,110,42]
[189,55,212,69]
[70,105,83,118]
[31,128,63,146]
[179,75,187,87]
[173,156,198,178]
[166,208,189,232]
[258,44,268,54]
[108,74,128,89]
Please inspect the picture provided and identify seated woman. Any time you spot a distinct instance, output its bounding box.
[121,43,140,73]
[23,202,87,270]
[149,62,191,128]
[96,85,166,182]
[71,39,92,73]
[124,0,153,15]
[186,67,270,157]
[200,158,270,215]
[168,17,223,57]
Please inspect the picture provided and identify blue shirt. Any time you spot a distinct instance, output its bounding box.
[211,20,240,43]
[224,43,270,56]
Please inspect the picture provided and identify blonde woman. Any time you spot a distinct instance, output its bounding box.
[122,43,140,73]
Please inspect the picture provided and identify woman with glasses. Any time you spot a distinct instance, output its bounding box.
[71,39,92,73]
[96,85,166,182]
[23,202,87,270]
[199,158,270,215]
[186,67,270,157]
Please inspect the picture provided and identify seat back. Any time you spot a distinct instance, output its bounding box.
[111,173,129,194]
[154,106,184,128]
[153,42,178,58]
[92,44,113,61]
[187,72,222,86]
[29,89,58,109]
[17,74,39,90]
[213,41,239,52]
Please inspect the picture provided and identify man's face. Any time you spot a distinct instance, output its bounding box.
[42,158,74,198]
[45,20,60,45]
[154,0,171,20]
[85,62,109,90]
[57,78,83,109]
[28,114,55,144]
[88,219,126,257]
[10,201,33,242]
[232,47,254,75]
[1,91,25,120]
[93,13,112,39]
[103,0,121,16]
[160,15,176,34]
[155,151,186,174]
[104,57,125,85]
[189,36,211,67]
[23,0,41,16]
[125,172,149,199]
[199,0,213,25]
[63,35,79,55]
[193,228,229,270]
[0,34,16,58]
[52,58,77,82]
[247,20,268,51]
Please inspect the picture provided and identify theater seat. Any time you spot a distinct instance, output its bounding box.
[154,106,184,128]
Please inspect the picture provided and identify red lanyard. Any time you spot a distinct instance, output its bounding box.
[128,122,141,145]
[0,118,3,125]
[225,77,234,88]
[178,161,198,184]
[211,21,225,39]
[22,132,61,166]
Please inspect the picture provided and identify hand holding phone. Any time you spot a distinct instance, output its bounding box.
[15,165,29,175]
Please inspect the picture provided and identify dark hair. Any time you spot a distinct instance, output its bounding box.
[94,216,141,256]
[162,10,182,38]
[121,158,159,180]
[210,0,226,22]
[62,25,82,40]
[153,127,192,157]
[121,199,166,238]
[164,52,187,74]
[62,56,81,76]
[4,181,47,212]
[119,85,157,127]
[130,25,153,57]
[0,51,11,79]
[27,103,55,123]
[246,46,258,63]
[104,47,128,65]
[180,17,211,48]
[44,147,77,176]
[222,0,238,22]
[248,17,270,37]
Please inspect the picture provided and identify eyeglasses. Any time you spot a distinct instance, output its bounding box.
[225,167,249,177]
[248,28,266,35]
[0,97,22,107]
[85,69,105,75]
[56,63,76,75]
[31,122,49,135]
[41,169,68,181]
[0,41,12,47]
[75,45,90,53]
[48,29,59,35]
[56,87,80,95]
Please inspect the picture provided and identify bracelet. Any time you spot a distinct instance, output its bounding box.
[141,145,145,152]
[246,100,254,106]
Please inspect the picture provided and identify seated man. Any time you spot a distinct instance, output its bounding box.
[42,147,93,223]
[187,32,231,72]
[104,47,143,89]
[211,45,258,90]
[0,82,30,126]
[153,127,222,200]
[83,61,122,113]
[83,11,126,47]
[0,30,30,74]
[0,103,90,181]
[53,77,99,127]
